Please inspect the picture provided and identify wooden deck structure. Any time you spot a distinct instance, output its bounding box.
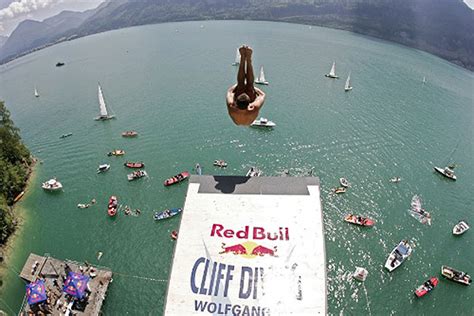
[19,253,112,316]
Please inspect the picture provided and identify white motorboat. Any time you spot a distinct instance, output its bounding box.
[94,83,115,120]
[453,221,470,235]
[250,117,276,128]
[384,240,412,272]
[254,66,269,85]
[97,164,110,173]
[352,267,368,281]
[344,72,352,91]
[441,266,471,285]
[127,170,148,181]
[213,160,228,168]
[246,167,262,177]
[42,178,63,191]
[232,48,240,66]
[339,177,350,188]
[325,61,339,79]
[434,166,456,180]
[77,203,90,209]
[389,177,401,183]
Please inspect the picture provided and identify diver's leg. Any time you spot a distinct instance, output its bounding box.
[235,46,247,96]
[244,47,256,101]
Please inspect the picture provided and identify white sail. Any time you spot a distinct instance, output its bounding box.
[98,84,108,117]
[344,73,352,90]
[34,86,39,97]
[329,62,336,77]
[422,76,426,84]
[233,49,240,65]
[259,66,266,82]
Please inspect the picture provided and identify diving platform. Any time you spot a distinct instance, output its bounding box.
[165,175,327,315]
[19,253,112,316]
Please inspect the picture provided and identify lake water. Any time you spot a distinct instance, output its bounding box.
[0,20,472,315]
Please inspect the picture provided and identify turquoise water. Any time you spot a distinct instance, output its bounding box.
[0,20,473,315]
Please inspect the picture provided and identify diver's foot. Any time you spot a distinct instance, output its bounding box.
[239,45,247,57]
[245,46,253,59]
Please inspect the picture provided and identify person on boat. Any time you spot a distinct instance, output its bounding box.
[226,45,266,125]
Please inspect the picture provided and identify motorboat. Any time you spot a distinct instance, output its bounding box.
[127,170,147,181]
[339,177,350,187]
[97,164,110,173]
[154,208,182,221]
[108,196,118,217]
[434,166,456,180]
[42,178,63,191]
[441,266,471,285]
[251,117,276,128]
[108,149,125,156]
[344,214,375,227]
[164,171,190,186]
[195,163,202,175]
[384,240,412,272]
[56,62,65,67]
[453,221,469,235]
[59,133,73,139]
[352,267,368,281]
[77,203,90,209]
[122,130,138,137]
[95,83,116,120]
[389,177,401,183]
[124,161,144,168]
[246,167,262,177]
[213,160,228,168]
[254,66,269,85]
[325,61,339,79]
[334,187,346,194]
[414,277,438,298]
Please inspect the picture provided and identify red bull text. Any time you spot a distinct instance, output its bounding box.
[211,224,289,241]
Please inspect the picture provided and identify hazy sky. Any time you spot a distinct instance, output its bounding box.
[0,0,103,36]
[0,0,473,37]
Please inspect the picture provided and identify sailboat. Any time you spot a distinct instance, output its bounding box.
[255,66,269,85]
[422,76,426,84]
[344,73,352,91]
[325,62,339,79]
[95,83,115,121]
[34,86,39,97]
[232,49,240,66]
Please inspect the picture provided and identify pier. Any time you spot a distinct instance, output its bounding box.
[19,253,112,316]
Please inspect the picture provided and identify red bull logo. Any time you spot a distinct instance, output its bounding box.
[211,224,289,241]
[220,241,278,258]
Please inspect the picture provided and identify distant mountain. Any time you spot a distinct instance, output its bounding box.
[1,0,473,71]
[0,36,7,48]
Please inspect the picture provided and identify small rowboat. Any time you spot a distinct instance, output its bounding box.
[127,170,147,181]
[453,221,469,235]
[171,230,178,240]
[13,191,25,203]
[108,196,118,217]
[164,171,190,186]
[213,160,228,168]
[122,130,138,137]
[339,177,350,187]
[384,240,412,272]
[344,214,375,227]
[124,161,145,168]
[334,187,346,194]
[441,266,471,285]
[154,208,182,221]
[108,149,125,156]
[415,277,438,298]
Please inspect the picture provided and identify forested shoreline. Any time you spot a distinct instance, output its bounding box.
[0,100,32,251]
